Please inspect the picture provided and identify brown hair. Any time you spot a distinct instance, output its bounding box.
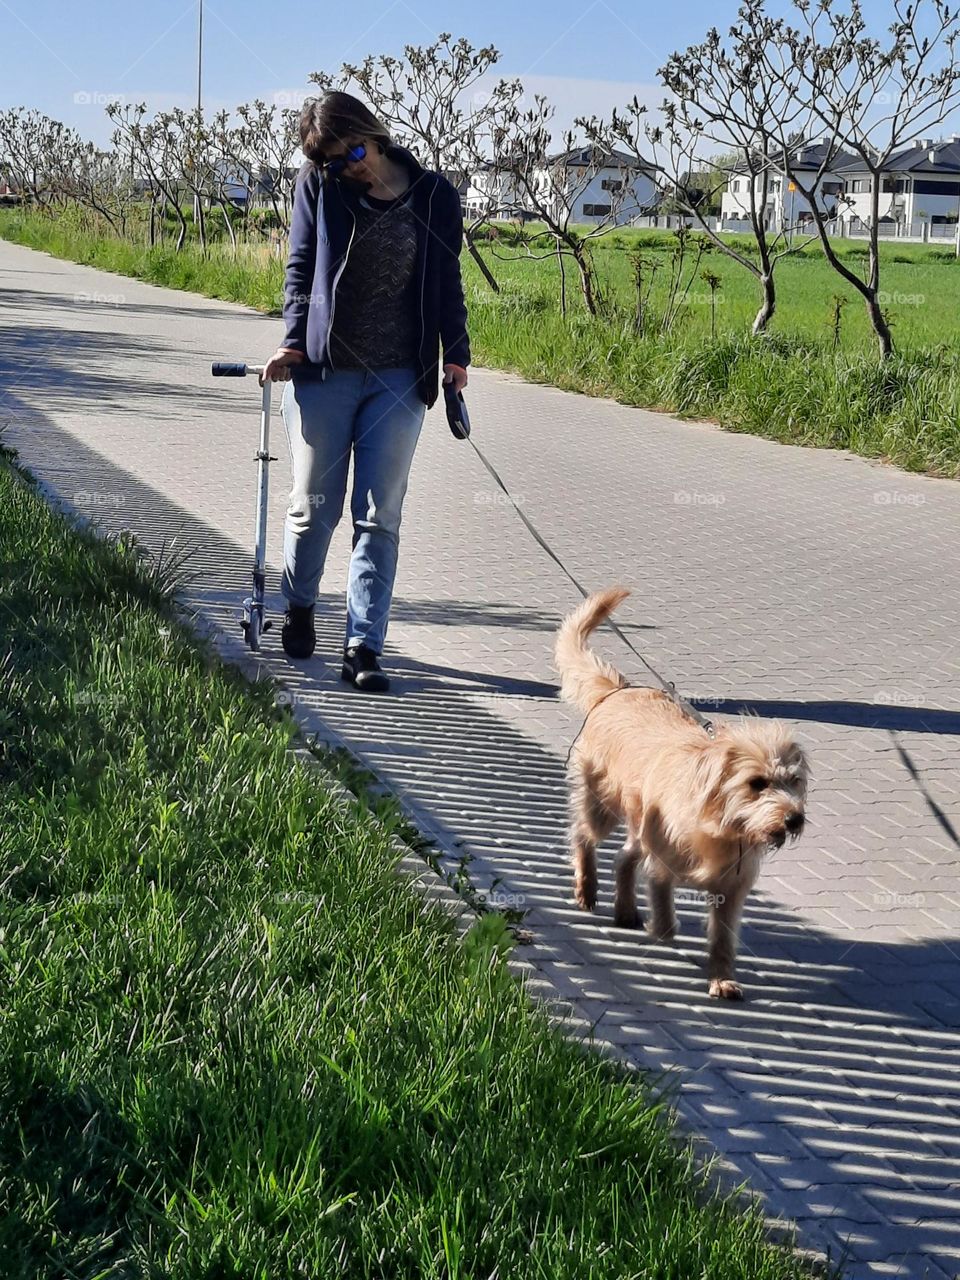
[299,91,392,166]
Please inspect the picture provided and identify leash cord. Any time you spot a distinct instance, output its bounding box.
[464,433,715,737]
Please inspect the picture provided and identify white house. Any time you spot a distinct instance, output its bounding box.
[835,136,960,237]
[466,146,660,227]
[720,140,853,232]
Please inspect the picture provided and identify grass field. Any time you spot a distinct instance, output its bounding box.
[0,445,833,1278]
[3,204,959,475]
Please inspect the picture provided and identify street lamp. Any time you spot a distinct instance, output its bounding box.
[194,0,203,229]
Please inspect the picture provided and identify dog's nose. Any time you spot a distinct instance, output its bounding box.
[785,812,805,835]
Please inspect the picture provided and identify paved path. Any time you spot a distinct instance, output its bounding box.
[2,238,959,1280]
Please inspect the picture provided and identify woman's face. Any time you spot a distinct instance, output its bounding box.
[325,136,375,184]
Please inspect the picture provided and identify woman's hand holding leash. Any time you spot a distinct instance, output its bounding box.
[443,363,468,394]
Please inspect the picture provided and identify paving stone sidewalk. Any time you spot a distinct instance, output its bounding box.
[2,238,959,1280]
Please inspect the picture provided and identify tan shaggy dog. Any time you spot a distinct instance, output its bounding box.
[555,586,809,1000]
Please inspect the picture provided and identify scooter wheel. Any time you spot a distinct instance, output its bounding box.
[246,609,262,652]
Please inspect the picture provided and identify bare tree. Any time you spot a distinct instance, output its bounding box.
[578,86,819,336]
[662,0,960,357]
[309,33,523,292]
[491,93,648,317]
[778,0,960,356]
[0,108,71,211]
[233,99,301,232]
[65,141,134,235]
[107,102,190,250]
[162,107,216,252]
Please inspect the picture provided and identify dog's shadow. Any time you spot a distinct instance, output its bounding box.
[526,881,960,1276]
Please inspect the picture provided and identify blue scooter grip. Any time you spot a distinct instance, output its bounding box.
[212,362,249,377]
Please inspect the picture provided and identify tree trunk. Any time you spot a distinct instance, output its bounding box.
[215,196,237,250]
[752,272,776,334]
[573,246,597,317]
[195,194,206,252]
[174,197,188,251]
[865,294,894,358]
[465,231,499,292]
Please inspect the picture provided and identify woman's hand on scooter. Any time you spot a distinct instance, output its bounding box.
[261,348,306,384]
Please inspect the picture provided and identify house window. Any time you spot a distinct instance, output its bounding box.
[847,178,872,193]
[731,179,740,192]
[822,181,843,194]
[583,203,611,216]
[601,178,624,192]
[881,177,907,193]
[914,178,960,196]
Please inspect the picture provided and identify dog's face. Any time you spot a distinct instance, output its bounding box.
[699,723,809,850]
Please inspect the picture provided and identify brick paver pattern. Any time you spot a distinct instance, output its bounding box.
[2,240,959,1280]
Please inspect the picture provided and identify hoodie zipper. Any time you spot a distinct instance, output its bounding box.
[324,200,357,378]
[420,183,435,373]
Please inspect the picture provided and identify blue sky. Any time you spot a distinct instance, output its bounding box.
[3,0,959,148]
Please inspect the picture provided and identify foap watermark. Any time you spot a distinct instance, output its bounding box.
[876,290,926,307]
[675,888,726,907]
[474,490,523,506]
[873,689,926,706]
[274,688,313,711]
[74,291,125,306]
[872,891,925,909]
[71,690,125,709]
[74,491,125,508]
[485,888,526,910]
[873,490,926,507]
[285,290,327,307]
[674,491,726,507]
[73,90,127,106]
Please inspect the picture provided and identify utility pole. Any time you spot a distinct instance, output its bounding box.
[193,0,203,229]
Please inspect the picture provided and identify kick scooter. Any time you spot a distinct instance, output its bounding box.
[211,360,275,651]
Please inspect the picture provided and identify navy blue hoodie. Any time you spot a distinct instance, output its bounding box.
[280,143,470,409]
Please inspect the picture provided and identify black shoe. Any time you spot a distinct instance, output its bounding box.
[341,643,389,692]
[281,604,316,658]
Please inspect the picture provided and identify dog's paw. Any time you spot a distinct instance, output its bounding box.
[708,978,744,1001]
[613,904,642,929]
[574,887,597,912]
[647,924,676,944]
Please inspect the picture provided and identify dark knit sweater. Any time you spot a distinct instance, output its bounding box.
[327,188,420,371]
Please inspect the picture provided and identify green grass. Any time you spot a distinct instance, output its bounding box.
[4,202,958,475]
[0,446,832,1278]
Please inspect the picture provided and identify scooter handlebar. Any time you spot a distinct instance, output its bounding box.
[212,362,266,377]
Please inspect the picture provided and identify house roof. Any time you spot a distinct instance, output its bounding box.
[881,138,960,174]
[546,145,656,171]
[787,140,860,171]
[729,140,859,174]
[815,137,960,175]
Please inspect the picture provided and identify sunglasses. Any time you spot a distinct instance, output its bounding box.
[321,142,366,176]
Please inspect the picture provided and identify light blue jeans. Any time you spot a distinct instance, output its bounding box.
[280,366,426,654]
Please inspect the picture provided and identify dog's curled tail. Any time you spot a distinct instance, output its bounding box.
[555,586,631,713]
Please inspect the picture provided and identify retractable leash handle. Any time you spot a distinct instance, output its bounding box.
[444,380,470,439]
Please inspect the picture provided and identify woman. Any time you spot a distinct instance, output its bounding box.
[261,91,470,692]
